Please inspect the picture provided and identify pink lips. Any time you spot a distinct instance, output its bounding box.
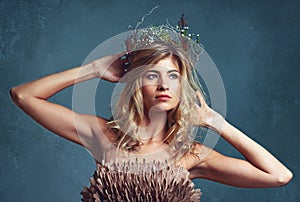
[155,94,171,101]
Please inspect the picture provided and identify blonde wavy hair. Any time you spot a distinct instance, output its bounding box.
[108,41,204,156]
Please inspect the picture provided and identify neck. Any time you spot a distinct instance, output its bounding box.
[138,108,168,143]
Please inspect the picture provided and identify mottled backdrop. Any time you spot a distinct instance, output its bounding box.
[1,0,299,201]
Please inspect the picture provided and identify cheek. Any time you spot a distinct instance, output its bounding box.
[169,81,181,96]
[142,85,155,98]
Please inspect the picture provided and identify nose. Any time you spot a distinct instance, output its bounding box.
[157,77,169,91]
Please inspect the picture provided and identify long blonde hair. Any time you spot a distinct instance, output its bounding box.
[108,41,204,156]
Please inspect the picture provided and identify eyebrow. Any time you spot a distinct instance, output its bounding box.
[146,69,180,74]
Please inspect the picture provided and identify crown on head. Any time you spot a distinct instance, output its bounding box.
[120,14,204,71]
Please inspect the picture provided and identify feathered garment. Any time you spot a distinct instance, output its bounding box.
[81,159,202,202]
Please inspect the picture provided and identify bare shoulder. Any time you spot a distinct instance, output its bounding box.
[95,116,117,141]
[192,142,206,155]
[79,114,111,135]
[186,142,222,179]
[178,142,208,171]
[77,114,116,148]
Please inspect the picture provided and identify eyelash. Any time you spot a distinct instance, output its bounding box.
[146,74,158,79]
[169,74,179,79]
[146,74,179,80]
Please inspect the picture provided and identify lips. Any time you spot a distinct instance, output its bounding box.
[155,94,171,100]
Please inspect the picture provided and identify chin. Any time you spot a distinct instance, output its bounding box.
[152,103,177,112]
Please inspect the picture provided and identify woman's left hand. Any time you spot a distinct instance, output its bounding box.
[193,91,225,133]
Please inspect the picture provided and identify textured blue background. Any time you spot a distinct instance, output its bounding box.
[1,0,299,201]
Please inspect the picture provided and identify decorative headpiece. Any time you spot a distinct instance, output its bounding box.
[120,13,204,71]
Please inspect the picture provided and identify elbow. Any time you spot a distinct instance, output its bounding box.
[275,170,293,186]
[9,87,18,103]
[9,87,26,106]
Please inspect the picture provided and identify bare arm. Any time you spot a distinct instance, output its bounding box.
[10,53,124,147]
[191,91,293,187]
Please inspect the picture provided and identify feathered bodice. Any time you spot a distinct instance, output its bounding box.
[81,159,202,202]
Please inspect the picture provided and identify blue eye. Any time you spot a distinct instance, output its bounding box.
[146,74,158,79]
[169,73,179,79]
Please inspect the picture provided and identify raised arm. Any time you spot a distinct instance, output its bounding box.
[9,53,124,147]
[190,91,293,188]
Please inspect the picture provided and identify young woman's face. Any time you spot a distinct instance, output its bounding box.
[142,56,181,112]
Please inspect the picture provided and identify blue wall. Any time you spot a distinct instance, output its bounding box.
[1,0,299,201]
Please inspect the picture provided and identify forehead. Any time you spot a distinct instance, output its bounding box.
[148,57,180,72]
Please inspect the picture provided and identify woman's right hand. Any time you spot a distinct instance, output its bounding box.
[92,52,126,82]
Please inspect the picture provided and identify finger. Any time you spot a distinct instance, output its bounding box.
[112,51,127,59]
[196,91,206,106]
[106,52,128,66]
[110,76,121,83]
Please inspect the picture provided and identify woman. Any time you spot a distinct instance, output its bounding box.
[10,28,292,201]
